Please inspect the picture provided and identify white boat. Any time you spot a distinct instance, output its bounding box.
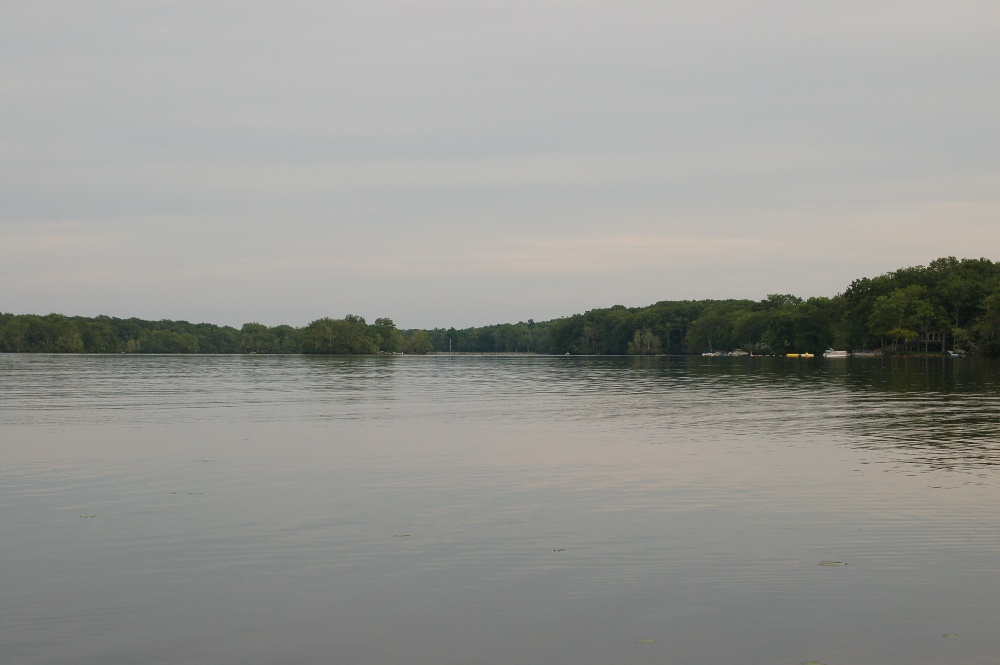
[823,349,849,358]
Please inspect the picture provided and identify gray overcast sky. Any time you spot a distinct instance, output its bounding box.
[2,1,998,329]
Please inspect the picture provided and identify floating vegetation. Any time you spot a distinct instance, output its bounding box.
[817,561,847,566]
[635,639,655,644]
[392,534,410,538]
[553,548,565,552]
[801,661,826,665]
[943,633,958,638]
[80,515,96,518]
[186,492,202,495]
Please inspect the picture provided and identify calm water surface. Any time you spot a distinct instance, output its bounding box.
[2,355,999,664]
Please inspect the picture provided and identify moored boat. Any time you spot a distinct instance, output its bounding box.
[823,349,849,358]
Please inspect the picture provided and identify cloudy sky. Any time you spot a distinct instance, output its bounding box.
[3,1,998,329]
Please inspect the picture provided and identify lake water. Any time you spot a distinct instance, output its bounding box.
[2,354,999,665]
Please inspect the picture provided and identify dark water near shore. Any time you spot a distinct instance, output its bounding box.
[2,355,999,665]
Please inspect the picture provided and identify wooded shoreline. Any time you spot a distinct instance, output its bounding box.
[4,257,1000,357]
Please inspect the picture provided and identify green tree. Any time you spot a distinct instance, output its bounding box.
[0,316,30,352]
[400,330,434,354]
[762,307,797,354]
[55,325,85,353]
[78,318,122,353]
[976,290,1000,346]
[732,310,769,353]
[143,330,200,353]
[301,317,379,354]
[372,318,401,353]
[239,322,276,353]
[868,285,940,352]
[627,328,662,355]
[686,309,733,353]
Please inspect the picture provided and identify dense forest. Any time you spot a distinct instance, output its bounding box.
[3,257,1000,356]
[0,313,433,356]
[537,256,1000,356]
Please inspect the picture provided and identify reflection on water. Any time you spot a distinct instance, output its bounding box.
[2,355,999,665]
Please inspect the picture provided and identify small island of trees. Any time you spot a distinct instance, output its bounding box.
[3,257,1000,357]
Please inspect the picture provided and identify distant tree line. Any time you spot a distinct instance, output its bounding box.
[535,257,1000,356]
[3,257,1000,356]
[0,313,432,355]
[425,319,554,354]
